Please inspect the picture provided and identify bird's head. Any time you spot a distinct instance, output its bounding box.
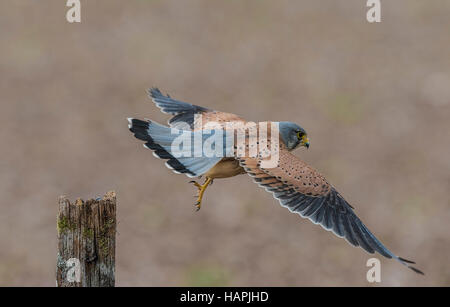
[279,121,309,151]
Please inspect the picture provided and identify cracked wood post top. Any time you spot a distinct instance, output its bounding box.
[56,191,116,287]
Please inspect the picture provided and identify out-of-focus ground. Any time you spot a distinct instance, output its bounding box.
[1,0,449,286]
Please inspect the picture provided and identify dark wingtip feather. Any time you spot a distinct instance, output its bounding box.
[128,118,151,140]
[408,266,425,275]
[398,257,416,264]
[398,256,424,275]
[148,87,163,98]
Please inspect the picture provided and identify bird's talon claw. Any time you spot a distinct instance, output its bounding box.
[190,180,202,189]
[194,201,201,211]
[189,178,212,212]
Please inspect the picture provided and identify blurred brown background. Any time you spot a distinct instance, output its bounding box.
[1,0,449,286]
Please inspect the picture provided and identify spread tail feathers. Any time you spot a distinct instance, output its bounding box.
[128,118,222,177]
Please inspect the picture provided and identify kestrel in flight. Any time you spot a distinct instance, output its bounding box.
[128,88,423,275]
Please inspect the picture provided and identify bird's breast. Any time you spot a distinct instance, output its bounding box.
[204,158,245,179]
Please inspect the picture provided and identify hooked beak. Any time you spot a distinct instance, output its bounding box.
[301,135,310,149]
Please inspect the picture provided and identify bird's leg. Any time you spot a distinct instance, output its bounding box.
[189,177,213,211]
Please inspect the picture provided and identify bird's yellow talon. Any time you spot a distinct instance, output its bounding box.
[190,180,202,189]
[194,202,201,212]
[190,177,213,212]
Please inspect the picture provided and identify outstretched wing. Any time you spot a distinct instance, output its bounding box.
[239,148,423,274]
[149,88,246,130]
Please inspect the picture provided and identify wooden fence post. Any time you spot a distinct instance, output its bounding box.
[56,191,116,287]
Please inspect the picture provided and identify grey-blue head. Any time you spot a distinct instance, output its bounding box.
[279,121,310,151]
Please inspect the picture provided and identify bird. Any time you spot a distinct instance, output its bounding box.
[128,87,423,275]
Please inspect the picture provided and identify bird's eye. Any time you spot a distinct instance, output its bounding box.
[296,131,303,139]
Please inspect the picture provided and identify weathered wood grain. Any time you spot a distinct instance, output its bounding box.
[56,191,116,287]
